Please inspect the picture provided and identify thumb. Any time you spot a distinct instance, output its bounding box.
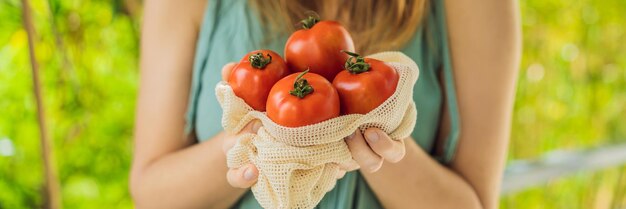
[227,164,259,188]
[221,62,237,81]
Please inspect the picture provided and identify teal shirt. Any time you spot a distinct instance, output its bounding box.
[186,0,460,208]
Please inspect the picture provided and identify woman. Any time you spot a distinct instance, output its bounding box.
[130,0,521,208]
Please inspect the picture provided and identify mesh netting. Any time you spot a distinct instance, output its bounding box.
[216,51,419,209]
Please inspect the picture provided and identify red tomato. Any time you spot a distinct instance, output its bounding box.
[266,70,340,127]
[229,50,290,111]
[332,51,399,115]
[284,16,355,81]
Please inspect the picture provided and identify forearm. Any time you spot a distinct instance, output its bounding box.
[131,132,246,209]
[361,138,483,209]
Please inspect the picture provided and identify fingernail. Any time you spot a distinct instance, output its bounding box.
[345,132,356,140]
[369,164,380,172]
[252,121,262,133]
[365,131,379,143]
[244,167,256,181]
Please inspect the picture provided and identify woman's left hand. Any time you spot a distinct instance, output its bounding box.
[336,128,407,178]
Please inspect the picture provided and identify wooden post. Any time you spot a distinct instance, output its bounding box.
[21,0,62,208]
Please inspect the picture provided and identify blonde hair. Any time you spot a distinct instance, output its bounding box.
[250,0,427,55]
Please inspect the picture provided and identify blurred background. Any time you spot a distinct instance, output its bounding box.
[1,0,625,208]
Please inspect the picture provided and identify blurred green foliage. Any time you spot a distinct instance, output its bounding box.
[0,0,624,208]
[1,0,137,208]
[501,0,626,207]
[510,0,626,159]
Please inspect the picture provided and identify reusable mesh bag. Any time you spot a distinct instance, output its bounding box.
[216,51,419,209]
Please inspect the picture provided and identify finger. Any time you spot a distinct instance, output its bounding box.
[227,164,258,188]
[238,120,262,135]
[337,160,360,172]
[335,169,347,179]
[363,128,406,163]
[222,135,238,155]
[221,62,237,81]
[344,131,383,173]
[222,120,261,154]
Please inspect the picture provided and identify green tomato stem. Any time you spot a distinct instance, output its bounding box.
[289,70,314,98]
[249,53,272,69]
[342,50,371,74]
[300,16,319,29]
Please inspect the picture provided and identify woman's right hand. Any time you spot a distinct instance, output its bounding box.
[222,119,262,188]
[220,62,262,188]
